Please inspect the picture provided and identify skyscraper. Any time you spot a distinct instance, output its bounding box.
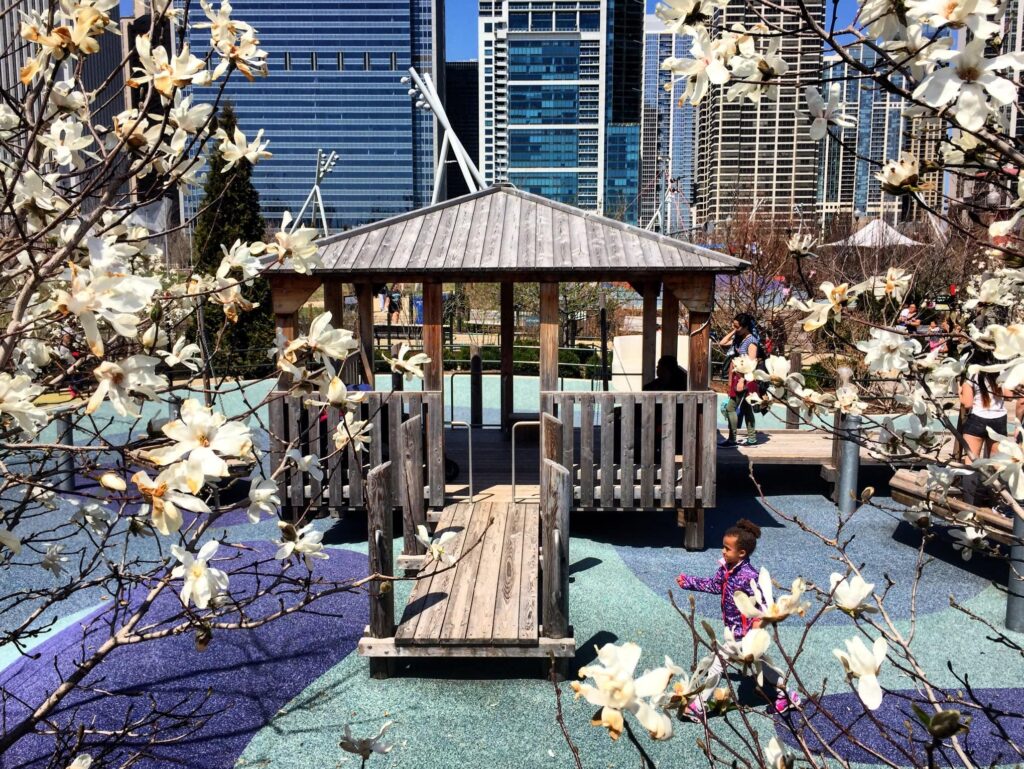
[639,15,695,234]
[185,0,443,231]
[478,0,642,221]
[817,44,943,228]
[693,0,823,228]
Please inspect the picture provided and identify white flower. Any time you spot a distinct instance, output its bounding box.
[159,336,203,373]
[340,722,393,760]
[662,655,719,708]
[383,343,431,381]
[215,125,271,171]
[661,27,730,105]
[284,312,357,366]
[972,428,1024,497]
[787,385,836,420]
[415,523,458,565]
[804,86,856,141]
[835,385,867,416]
[829,572,878,615]
[217,239,268,280]
[99,472,127,492]
[571,642,674,740]
[0,528,22,555]
[732,354,756,378]
[0,373,47,434]
[267,212,320,274]
[923,464,971,497]
[42,544,68,578]
[834,636,888,710]
[333,412,373,453]
[66,755,92,769]
[132,461,211,536]
[963,279,1015,310]
[85,355,166,418]
[70,501,117,535]
[856,329,921,373]
[902,504,932,528]
[149,399,255,483]
[168,96,213,133]
[246,478,280,523]
[906,0,1001,40]
[858,0,908,40]
[875,152,932,196]
[37,117,94,170]
[170,540,229,609]
[655,0,729,34]
[286,448,323,482]
[733,567,808,624]
[990,324,1024,361]
[764,736,795,769]
[786,232,816,256]
[274,521,329,568]
[899,414,939,452]
[130,35,207,99]
[950,526,988,560]
[720,627,773,686]
[859,267,912,302]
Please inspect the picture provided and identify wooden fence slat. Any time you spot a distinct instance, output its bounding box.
[269,392,289,518]
[541,411,563,494]
[400,415,426,556]
[541,459,570,638]
[288,398,306,514]
[306,403,323,509]
[426,392,444,507]
[660,396,676,508]
[700,393,718,507]
[327,405,344,509]
[680,396,697,507]
[579,393,594,507]
[388,394,403,502]
[640,395,655,508]
[558,393,574,488]
[366,462,394,640]
[599,393,614,508]
[621,393,635,508]
[368,392,383,469]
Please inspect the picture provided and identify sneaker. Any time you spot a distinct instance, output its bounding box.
[683,699,705,721]
[775,691,801,714]
[744,436,758,446]
[719,437,737,447]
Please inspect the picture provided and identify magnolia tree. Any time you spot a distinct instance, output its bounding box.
[0,0,420,764]
[563,0,1024,764]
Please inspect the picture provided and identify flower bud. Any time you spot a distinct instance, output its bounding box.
[99,472,127,491]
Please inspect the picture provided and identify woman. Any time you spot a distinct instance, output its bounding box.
[959,352,1017,459]
[722,313,759,447]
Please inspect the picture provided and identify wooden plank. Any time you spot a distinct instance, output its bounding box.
[559,394,574,490]
[491,501,526,643]
[385,213,425,271]
[367,392,383,470]
[599,393,614,508]
[439,500,493,643]
[373,220,409,272]
[567,208,589,269]
[585,216,607,269]
[700,392,717,507]
[307,403,323,509]
[396,501,463,643]
[639,236,662,270]
[621,232,647,269]
[579,393,595,507]
[355,283,375,386]
[351,226,388,271]
[518,503,540,643]
[422,282,444,393]
[500,283,515,434]
[422,205,459,271]
[606,224,626,268]
[400,415,426,556]
[688,309,712,390]
[641,282,659,385]
[460,194,492,269]
[327,405,344,509]
[641,394,655,508]
[335,231,369,271]
[660,395,676,508]
[539,282,559,392]
[358,635,575,659]
[269,392,289,517]
[413,502,473,643]
[405,210,443,271]
[366,462,395,638]
[464,498,512,641]
[541,459,570,638]
[426,391,444,508]
[498,194,521,269]
[481,190,507,269]
[288,398,306,514]
[535,203,554,269]
[443,199,476,269]
[387,394,402,501]
[621,393,635,507]
[552,209,571,268]
[517,198,537,270]
[661,282,680,359]
[679,395,697,507]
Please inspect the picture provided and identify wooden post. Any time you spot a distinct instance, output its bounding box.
[366,462,394,678]
[673,275,715,391]
[785,350,802,430]
[540,412,563,495]
[541,459,570,641]
[399,415,426,556]
[323,277,345,326]
[641,282,659,385]
[540,282,559,392]
[661,281,679,360]
[470,344,483,428]
[355,282,375,386]
[500,282,515,433]
[422,281,443,393]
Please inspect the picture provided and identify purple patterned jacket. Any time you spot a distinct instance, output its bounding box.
[677,558,759,639]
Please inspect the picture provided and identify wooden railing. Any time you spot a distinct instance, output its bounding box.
[540,390,717,512]
[268,389,444,518]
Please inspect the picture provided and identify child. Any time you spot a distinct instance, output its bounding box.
[676,518,798,716]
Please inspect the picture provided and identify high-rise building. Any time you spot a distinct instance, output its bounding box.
[478,0,642,221]
[694,0,823,228]
[639,15,695,234]
[1002,0,1024,140]
[444,60,479,199]
[185,0,443,231]
[817,44,944,228]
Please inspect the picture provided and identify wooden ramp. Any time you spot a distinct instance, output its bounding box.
[358,460,575,676]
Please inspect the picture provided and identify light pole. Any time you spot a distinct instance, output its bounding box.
[291,148,337,236]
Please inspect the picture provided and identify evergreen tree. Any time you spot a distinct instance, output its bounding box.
[191,102,274,377]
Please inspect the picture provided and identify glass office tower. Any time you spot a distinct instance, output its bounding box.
[185,0,442,231]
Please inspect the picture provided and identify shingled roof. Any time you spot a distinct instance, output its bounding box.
[271,184,747,282]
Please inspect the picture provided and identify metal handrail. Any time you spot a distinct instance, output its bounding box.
[448,420,473,500]
[511,420,541,503]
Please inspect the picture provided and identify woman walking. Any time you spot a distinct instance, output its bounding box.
[721,313,759,447]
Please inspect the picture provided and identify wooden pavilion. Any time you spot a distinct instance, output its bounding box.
[265,183,746,674]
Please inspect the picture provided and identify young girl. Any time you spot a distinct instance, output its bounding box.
[676,519,798,716]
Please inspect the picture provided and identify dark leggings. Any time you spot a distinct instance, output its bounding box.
[726,394,755,440]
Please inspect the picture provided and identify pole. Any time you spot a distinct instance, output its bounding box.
[1008,512,1024,630]
[58,411,75,492]
[599,292,608,391]
[837,414,862,515]
[470,345,483,428]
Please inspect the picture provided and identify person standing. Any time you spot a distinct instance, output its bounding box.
[722,313,759,446]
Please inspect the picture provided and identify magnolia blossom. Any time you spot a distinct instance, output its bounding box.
[655,0,729,33]
[876,152,931,196]
[415,524,458,565]
[834,636,887,710]
[0,373,46,434]
[661,27,729,105]
[66,756,93,769]
[720,627,773,685]
[215,125,271,171]
[130,35,208,98]
[246,479,280,523]
[286,448,323,482]
[384,343,431,381]
[924,464,972,498]
[963,278,1016,310]
[732,354,756,378]
[571,642,674,740]
[786,232,816,257]
[903,504,932,528]
[971,427,1024,497]
[856,329,921,373]
[274,521,329,568]
[835,385,867,416]
[662,655,719,709]
[284,312,358,366]
[906,0,1001,42]
[829,572,878,616]
[860,267,912,302]
[340,722,393,760]
[217,239,268,279]
[0,529,22,555]
[171,541,229,609]
[38,117,93,170]
[764,737,795,769]
[787,385,835,420]
[333,412,373,453]
[733,567,808,624]
[159,337,203,373]
[86,355,166,417]
[753,355,800,397]
[99,471,127,491]
[132,461,211,536]
[950,526,988,560]
[899,415,939,452]
[727,38,788,102]
[804,86,856,141]
[70,501,117,535]
[42,544,68,578]
[149,399,255,484]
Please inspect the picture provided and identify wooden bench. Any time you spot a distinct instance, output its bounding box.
[889,468,1014,544]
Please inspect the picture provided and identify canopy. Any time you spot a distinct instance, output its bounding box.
[823,219,926,249]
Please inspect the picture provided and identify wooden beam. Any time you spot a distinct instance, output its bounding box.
[355,283,375,386]
[422,281,443,393]
[268,274,320,316]
[641,282,659,385]
[671,273,715,314]
[500,282,514,433]
[661,281,679,360]
[687,310,711,391]
[539,282,559,392]
[323,277,345,326]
